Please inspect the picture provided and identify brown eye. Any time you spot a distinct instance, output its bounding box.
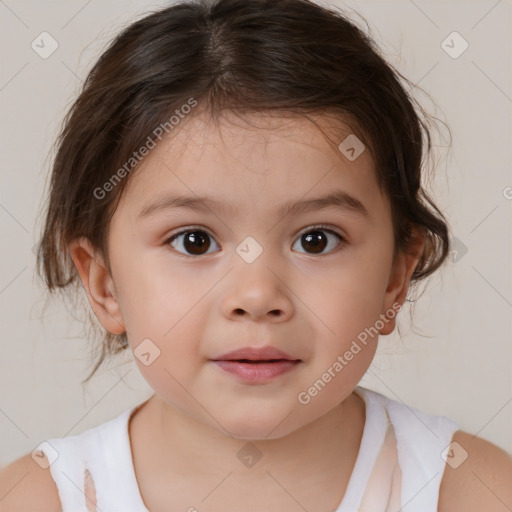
[168,229,219,256]
[301,230,327,253]
[293,228,344,255]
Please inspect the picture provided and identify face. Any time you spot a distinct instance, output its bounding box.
[88,110,414,439]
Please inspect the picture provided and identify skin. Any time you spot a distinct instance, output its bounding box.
[69,109,426,511]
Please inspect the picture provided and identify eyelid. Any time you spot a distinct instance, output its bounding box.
[164,224,216,245]
[297,223,346,240]
[167,224,214,237]
[165,223,346,242]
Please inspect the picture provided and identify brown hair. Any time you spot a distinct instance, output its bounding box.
[36,0,452,382]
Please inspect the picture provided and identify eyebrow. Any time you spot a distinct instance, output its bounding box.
[137,190,369,220]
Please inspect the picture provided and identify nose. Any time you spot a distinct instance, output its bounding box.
[220,264,294,323]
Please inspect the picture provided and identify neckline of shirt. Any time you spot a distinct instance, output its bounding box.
[119,385,386,512]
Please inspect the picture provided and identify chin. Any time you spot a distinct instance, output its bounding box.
[215,409,298,441]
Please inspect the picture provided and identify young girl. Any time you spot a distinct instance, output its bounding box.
[2,0,511,510]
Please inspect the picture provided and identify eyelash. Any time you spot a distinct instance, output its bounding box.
[164,224,346,258]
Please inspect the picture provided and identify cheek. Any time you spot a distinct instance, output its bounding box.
[125,293,210,408]
[294,249,391,383]
[114,258,213,361]
[112,248,195,337]
[300,261,390,340]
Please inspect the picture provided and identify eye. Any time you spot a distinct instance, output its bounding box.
[166,228,220,256]
[292,225,345,255]
[165,224,345,257]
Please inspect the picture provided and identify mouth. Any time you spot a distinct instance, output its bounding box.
[210,346,301,382]
[211,359,301,382]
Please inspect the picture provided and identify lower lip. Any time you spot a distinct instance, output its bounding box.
[212,360,300,382]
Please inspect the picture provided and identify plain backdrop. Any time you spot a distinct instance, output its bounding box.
[0,0,511,467]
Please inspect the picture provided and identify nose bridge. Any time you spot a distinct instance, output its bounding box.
[221,235,292,321]
[234,230,285,282]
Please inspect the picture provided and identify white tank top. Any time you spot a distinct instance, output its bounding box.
[36,386,459,512]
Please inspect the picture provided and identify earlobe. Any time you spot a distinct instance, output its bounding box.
[379,228,425,335]
[68,237,125,335]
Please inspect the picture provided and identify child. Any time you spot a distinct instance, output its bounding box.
[1,0,511,511]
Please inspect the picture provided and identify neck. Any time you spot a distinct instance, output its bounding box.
[128,390,366,510]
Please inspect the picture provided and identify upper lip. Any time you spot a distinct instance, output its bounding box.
[211,346,300,361]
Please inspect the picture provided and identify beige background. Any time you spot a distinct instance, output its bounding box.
[0,0,511,467]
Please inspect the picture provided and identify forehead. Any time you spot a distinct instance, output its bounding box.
[117,109,387,221]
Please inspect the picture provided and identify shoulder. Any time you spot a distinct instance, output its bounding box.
[438,430,512,512]
[0,453,62,512]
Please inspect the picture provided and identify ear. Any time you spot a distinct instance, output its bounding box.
[379,227,425,335]
[68,237,126,335]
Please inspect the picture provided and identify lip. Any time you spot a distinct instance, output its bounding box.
[212,360,300,383]
[211,346,298,362]
[210,346,301,383]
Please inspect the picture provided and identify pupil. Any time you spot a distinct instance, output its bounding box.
[303,231,326,253]
[184,231,210,254]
